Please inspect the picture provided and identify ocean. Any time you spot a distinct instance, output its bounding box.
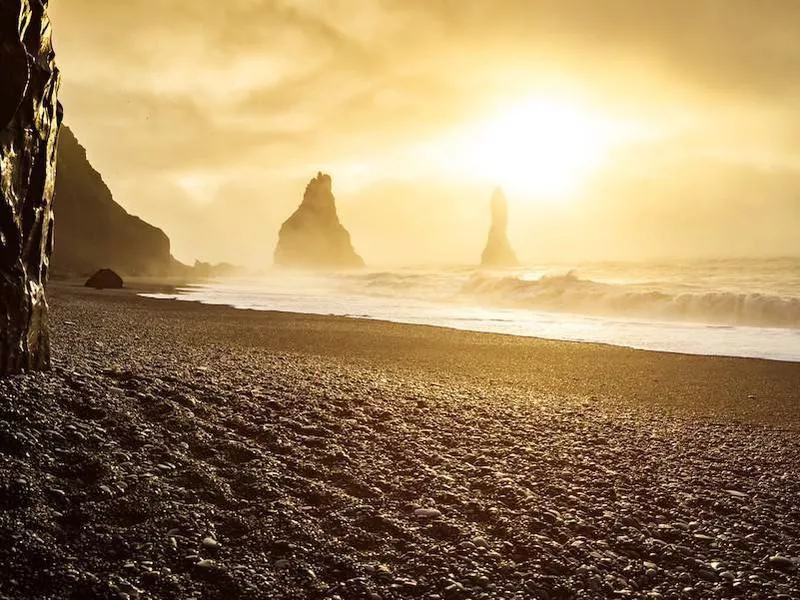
[143,258,800,362]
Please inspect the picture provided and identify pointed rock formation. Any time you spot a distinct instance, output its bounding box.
[274,173,364,268]
[481,188,519,268]
[0,0,62,374]
[51,126,174,276]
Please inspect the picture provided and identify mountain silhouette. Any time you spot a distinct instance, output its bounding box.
[51,126,176,276]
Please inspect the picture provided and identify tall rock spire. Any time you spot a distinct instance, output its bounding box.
[480,188,519,268]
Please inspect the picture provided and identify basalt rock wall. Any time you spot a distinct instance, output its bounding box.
[0,0,62,373]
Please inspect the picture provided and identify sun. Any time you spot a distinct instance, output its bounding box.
[428,96,640,203]
[467,98,618,199]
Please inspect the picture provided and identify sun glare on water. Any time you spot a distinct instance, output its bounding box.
[429,96,644,203]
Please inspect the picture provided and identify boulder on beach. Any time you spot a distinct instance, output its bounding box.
[85,269,124,289]
[274,172,365,269]
[480,188,519,268]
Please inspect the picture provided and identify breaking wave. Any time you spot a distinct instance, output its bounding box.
[460,271,800,328]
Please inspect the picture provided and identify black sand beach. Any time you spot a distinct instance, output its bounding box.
[1,283,798,599]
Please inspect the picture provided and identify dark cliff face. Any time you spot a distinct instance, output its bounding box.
[274,172,365,269]
[50,126,173,276]
[481,188,519,268]
[0,0,61,373]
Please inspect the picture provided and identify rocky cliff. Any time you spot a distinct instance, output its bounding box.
[274,173,364,268]
[480,188,519,268]
[0,0,61,373]
[51,126,173,276]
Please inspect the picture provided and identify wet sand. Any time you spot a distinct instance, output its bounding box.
[0,282,797,599]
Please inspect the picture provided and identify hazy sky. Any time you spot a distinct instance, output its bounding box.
[50,0,800,266]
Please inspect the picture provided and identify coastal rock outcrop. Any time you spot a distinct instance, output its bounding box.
[85,269,124,289]
[51,126,174,276]
[480,188,519,268]
[274,173,364,268]
[0,0,62,374]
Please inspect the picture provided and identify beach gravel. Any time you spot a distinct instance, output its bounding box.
[0,284,798,599]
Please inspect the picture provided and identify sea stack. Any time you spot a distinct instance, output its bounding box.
[480,188,519,268]
[274,172,364,269]
[0,0,62,374]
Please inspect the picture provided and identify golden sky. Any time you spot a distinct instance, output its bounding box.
[50,0,800,266]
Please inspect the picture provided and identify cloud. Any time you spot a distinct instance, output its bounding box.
[47,0,800,265]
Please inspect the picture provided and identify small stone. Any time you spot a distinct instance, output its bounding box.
[724,489,748,499]
[414,508,443,519]
[201,536,219,549]
[47,488,67,502]
[195,559,216,569]
[375,564,392,580]
[768,555,796,572]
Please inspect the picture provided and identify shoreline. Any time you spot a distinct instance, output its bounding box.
[148,293,800,367]
[132,279,800,365]
[50,282,800,426]
[53,280,800,364]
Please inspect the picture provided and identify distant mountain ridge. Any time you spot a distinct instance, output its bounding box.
[51,126,176,276]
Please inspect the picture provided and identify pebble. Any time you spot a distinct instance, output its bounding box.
[195,559,216,569]
[414,508,442,519]
[768,555,796,571]
[724,489,748,499]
